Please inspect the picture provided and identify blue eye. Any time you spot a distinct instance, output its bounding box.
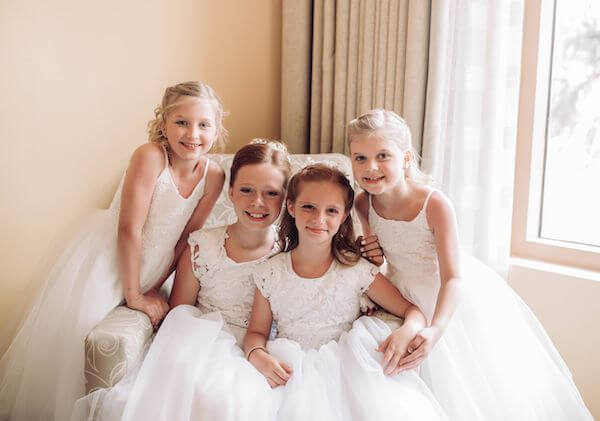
[267,191,280,197]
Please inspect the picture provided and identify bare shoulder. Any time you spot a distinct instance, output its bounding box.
[204,159,226,194]
[124,143,165,185]
[425,190,456,231]
[128,143,165,174]
[354,190,370,219]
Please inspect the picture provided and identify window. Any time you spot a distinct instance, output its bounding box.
[511,0,600,271]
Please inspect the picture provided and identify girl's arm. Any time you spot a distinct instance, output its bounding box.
[118,144,170,326]
[398,191,462,371]
[354,191,384,266]
[367,273,427,375]
[168,245,200,307]
[244,289,292,388]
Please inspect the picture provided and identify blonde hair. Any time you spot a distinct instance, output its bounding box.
[147,81,228,150]
[347,109,432,184]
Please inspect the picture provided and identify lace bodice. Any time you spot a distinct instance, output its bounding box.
[188,226,279,334]
[254,253,378,350]
[108,147,210,290]
[368,190,440,321]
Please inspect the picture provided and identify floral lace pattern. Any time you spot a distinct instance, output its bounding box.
[188,226,279,330]
[254,253,378,350]
[107,150,210,290]
[368,191,441,322]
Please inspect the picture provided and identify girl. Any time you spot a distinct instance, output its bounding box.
[347,109,593,420]
[244,164,447,421]
[71,139,291,421]
[0,81,226,421]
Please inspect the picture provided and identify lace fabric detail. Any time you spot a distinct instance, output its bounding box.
[188,225,279,329]
[368,193,441,321]
[107,156,210,290]
[254,254,378,350]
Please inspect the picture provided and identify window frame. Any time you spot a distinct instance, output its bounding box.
[511,0,600,271]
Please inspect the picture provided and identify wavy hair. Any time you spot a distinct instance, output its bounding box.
[279,164,360,266]
[347,109,433,184]
[147,81,228,150]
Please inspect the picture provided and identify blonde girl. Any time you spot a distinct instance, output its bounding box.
[0,81,226,421]
[347,109,592,421]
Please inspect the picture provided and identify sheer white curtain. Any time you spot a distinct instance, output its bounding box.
[421,0,524,274]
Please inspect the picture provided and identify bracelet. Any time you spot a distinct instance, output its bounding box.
[245,345,267,360]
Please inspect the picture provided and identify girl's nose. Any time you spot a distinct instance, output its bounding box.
[189,125,200,139]
[251,194,265,207]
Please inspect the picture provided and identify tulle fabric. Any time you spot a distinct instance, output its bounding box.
[71,305,281,421]
[268,316,448,421]
[418,255,593,421]
[0,211,172,421]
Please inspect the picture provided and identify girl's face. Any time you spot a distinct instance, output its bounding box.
[287,180,347,248]
[229,163,286,230]
[349,133,406,195]
[163,99,218,161]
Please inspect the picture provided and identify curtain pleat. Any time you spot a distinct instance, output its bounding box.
[283,0,431,154]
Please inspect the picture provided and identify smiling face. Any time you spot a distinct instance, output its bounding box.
[163,98,219,161]
[287,180,348,248]
[349,132,408,195]
[229,162,286,230]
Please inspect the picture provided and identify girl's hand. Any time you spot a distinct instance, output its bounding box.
[357,235,385,266]
[377,321,421,376]
[127,289,170,328]
[396,326,443,372]
[248,349,293,388]
[359,294,378,316]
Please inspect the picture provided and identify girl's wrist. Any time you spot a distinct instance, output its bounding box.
[246,345,267,362]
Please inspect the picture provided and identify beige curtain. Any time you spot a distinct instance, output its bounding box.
[282,0,432,154]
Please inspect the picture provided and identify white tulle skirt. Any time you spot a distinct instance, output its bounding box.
[0,211,172,421]
[71,306,281,421]
[72,308,447,421]
[268,316,448,421]
[418,255,593,421]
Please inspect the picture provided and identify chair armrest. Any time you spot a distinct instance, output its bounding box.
[84,306,153,393]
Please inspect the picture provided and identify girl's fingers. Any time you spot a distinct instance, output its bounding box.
[398,350,425,368]
[267,378,277,388]
[365,250,383,259]
[377,337,390,353]
[269,373,284,386]
[383,345,396,368]
[397,358,424,372]
[407,336,424,354]
[274,364,290,382]
[280,361,293,374]
[385,351,402,375]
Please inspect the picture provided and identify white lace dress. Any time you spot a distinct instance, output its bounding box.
[71,225,282,421]
[254,253,448,421]
[368,191,593,421]
[0,146,211,421]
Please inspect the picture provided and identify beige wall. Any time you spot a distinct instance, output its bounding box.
[0,0,281,353]
[509,263,600,417]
